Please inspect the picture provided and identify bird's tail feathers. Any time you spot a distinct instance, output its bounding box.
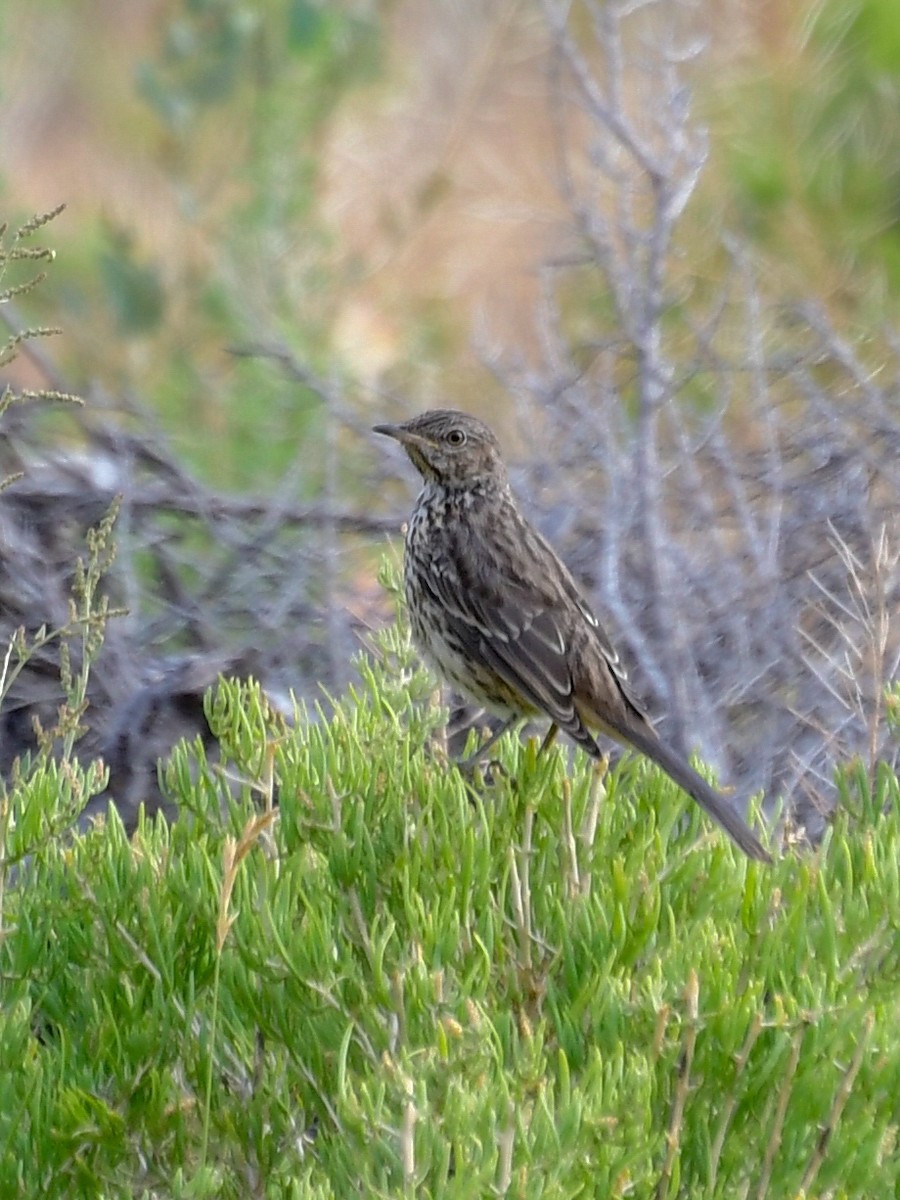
[621,724,771,863]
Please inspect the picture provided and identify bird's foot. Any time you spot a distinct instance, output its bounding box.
[456,750,510,788]
[591,753,610,779]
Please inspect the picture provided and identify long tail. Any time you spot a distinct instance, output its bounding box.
[616,725,771,863]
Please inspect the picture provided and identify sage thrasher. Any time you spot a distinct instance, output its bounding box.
[374,408,770,862]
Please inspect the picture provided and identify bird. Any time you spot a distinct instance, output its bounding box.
[373,409,771,862]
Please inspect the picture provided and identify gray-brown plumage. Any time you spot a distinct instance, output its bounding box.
[374,409,770,862]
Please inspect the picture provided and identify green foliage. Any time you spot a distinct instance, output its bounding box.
[0,209,113,767]
[99,226,166,335]
[2,616,899,1197]
[723,0,900,303]
[0,207,81,436]
[10,1,382,490]
[137,0,378,140]
[132,0,382,435]
[0,207,115,977]
[0,500,117,923]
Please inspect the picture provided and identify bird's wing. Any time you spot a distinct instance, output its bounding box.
[412,513,772,862]
[416,521,627,748]
[433,571,593,738]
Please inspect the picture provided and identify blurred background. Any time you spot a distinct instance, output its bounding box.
[1,0,898,834]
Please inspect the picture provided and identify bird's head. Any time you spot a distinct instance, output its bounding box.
[374,409,507,491]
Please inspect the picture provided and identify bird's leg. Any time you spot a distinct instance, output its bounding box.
[538,723,559,756]
[456,716,518,774]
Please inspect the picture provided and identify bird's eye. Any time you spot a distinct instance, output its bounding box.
[446,428,467,447]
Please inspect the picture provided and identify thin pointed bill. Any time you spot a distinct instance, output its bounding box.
[373,423,435,451]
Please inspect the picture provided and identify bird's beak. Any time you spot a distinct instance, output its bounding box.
[372,422,402,440]
[373,423,434,451]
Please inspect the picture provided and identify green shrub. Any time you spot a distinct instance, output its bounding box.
[1,618,898,1198]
